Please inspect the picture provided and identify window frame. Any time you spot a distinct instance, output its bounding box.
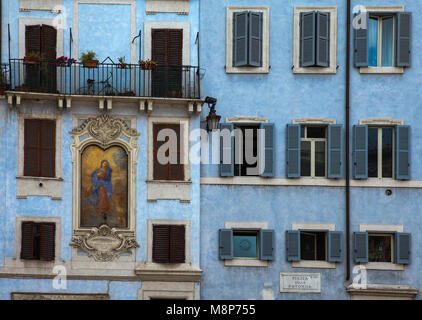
[367,232,395,263]
[226,6,270,74]
[367,126,395,179]
[232,229,260,259]
[300,125,327,178]
[233,124,260,177]
[293,6,338,74]
[368,14,396,68]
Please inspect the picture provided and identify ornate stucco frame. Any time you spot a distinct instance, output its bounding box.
[70,114,139,237]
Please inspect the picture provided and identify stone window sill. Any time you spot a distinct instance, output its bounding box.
[361,262,404,271]
[359,67,404,74]
[224,258,268,267]
[16,176,63,200]
[291,260,336,269]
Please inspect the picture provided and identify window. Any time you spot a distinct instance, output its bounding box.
[354,9,411,71]
[353,124,409,180]
[368,15,395,67]
[300,11,330,67]
[226,6,269,73]
[354,230,410,265]
[293,6,337,74]
[286,229,342,263]
[152,225,185,263]
[219,226,274,265]
[24,119,56,177]
[153,123,184,181]
[300,126,326,178]
[287,123,342,179]
[220,122,274,177]
[368,127,393,178]
[20,221,56,261]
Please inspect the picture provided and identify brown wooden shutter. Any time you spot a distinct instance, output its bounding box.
[152,225,170,263]
[40,25,57,92]
[24,119,40,177]
[21,221,35,260]
[169,225,185,263]
[39,120,56,177]
[39,222,56,261]
[153,123,184,181]
[25,25,41,55]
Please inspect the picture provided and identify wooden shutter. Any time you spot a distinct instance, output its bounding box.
[41,25,57,92]
[395,125,410,180]
[353,232,368,263]
[260,229,275,261]
[260,123,275,177]
[286,124,301,178]
[249,12,263,67]
[354,13,369,67]
[169,225,185,263]
[353,125,368,179]
[25,25,41,89]
[151,29,182,97]
[220,123,234,177]
[152,225,170,263]
[40,222,56,261]
[396,12,411,67]
[21,221,35,260]
[286,230,300,261]
[40,120,56,177]
[316,12,330,67]
[153,123,184,181]
[219,229,233,260]
[395,233,411,264]
[233,12,249,67]
[327,124,343,178]
[327,231,342,262]
[300,12,316,67]
[24,119,40,177]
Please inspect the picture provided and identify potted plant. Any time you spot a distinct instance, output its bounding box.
[80,50,98,68]
[24,51,45,65]
[55,56,77,67]
[118,56,127,69]
[139,59,157,70]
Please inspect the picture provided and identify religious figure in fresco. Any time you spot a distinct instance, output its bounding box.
[80,145,128,228]
[90,160,113,217]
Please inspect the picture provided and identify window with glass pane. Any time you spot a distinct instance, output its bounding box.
[233,231,258,258]
[234,125,259,177]
[300,231,326,261]
[368,233,393,262]
[368,127,394,178]
[300,126,326,177]
[368,15,395,67]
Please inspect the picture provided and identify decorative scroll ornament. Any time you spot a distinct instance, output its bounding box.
[70,114,139,146]
[70,225,140,262]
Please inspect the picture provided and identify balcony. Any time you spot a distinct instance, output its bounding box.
[4,59,202,111]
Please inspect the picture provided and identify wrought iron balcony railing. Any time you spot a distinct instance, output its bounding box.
[7,59,201,99]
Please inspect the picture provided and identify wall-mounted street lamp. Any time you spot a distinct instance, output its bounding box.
[205,96,220,132]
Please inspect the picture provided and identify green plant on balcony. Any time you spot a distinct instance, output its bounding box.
[24,51,45,64]
[118,56,127,69]
[80,50,98,68]
[139,59,157,70]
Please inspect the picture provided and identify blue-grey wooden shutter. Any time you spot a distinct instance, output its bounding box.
[286,230,300,261]
[260,123,274,177]
[395,125,410,180]
[286,124,301,178]
[353,232,368,263]
[396,12,411,67]
[316,12,330,67]
[233,12,249,67]
[395,232,411,264]
[327,231,342,262]
[353,125,368,179]
[300,12,316,67]
[354,12,369,67]
[219,229,233,260]
[327,124,343,178]
[260,229,275,261]
[249,12,263,67]
[220,123,234,177]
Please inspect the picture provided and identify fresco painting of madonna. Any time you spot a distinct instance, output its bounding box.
[80,145,128,228]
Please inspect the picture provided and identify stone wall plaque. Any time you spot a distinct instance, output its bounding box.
[280,273,321,293]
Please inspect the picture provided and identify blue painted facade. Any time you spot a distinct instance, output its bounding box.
[0,0,421,300]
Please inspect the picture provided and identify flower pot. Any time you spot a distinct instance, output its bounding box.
[119,63,127,69]
[24,56,39,65]
[0,87,6,95]
[83,59,99,68]
[15,86,29,92]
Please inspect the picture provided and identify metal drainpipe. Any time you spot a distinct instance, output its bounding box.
[345,0,351,281]
[0,0,2,64]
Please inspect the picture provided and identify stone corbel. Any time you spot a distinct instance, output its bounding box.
[70,225,139,262]
[196,102,203,113]
[66,98,72,109]
[147,100,153,113]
